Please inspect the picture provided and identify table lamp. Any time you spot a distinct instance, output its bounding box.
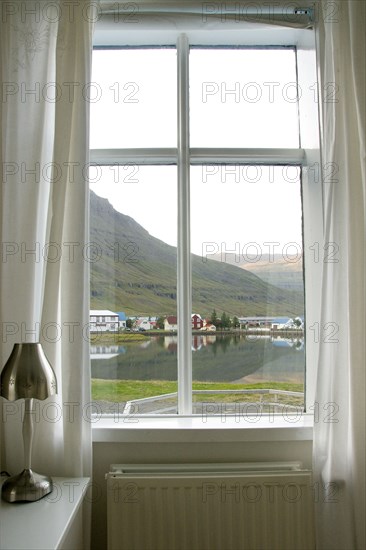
[0,343,57,502]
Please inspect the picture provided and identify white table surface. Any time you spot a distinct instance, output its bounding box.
[0,477,90,550]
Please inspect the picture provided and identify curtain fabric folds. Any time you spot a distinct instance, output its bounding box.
[0,1,94,481]
[314,1,366,549]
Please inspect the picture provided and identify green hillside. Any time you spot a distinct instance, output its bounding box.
[90,191,304,317]
[211,253,304,291]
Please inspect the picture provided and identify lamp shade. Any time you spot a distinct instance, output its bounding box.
[0,343,57,401]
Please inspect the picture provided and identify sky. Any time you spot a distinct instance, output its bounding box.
[90,48,303,257]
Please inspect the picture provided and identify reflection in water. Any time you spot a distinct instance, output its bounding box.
[165,334,217,351]
[90,345,125,360]
[91,335,304,385]
[139,340,152,349]
[271,336,304,350]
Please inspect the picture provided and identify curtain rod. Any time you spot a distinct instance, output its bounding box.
[99,2,314,23]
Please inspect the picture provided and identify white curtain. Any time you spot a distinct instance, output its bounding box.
[0,1,95,482]
[314,1,366,549]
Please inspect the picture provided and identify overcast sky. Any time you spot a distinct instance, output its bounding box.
[90,48,303,257]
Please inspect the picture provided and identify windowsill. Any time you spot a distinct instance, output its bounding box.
[0,477,90,550]
[92,414,313,443]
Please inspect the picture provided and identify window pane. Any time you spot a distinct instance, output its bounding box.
[190,49,300,148]
[90,166,178,414]
[90,49,177,148]
[190,165,305,415]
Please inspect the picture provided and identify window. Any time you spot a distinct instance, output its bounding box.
[90,11,321,418]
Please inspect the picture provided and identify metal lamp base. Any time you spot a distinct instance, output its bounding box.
[2,468,53,503]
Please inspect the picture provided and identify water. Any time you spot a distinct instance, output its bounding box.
[91,333,304,385]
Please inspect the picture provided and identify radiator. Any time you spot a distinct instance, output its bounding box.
[106,462,315,550]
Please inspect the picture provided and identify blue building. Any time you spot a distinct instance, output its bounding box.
[117,311,127,329]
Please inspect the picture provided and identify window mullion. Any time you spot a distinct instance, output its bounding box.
[89,148,305,166]
[177,33,192,415]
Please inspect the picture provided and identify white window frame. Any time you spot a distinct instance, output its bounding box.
[90,6,323,428]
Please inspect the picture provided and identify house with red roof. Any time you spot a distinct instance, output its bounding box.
[191,313,204,330]
[164,316,178,331]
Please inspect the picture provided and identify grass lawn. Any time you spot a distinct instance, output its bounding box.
[90,332,147,344]
[92,379,303,403]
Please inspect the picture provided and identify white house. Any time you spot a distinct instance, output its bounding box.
[200,323,216,332]
[135,318,152,330]
[90,310,119,332]
[164,316,178,331]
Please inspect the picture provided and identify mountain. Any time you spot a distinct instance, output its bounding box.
[210,253,304,291]
[90,191,304,317]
